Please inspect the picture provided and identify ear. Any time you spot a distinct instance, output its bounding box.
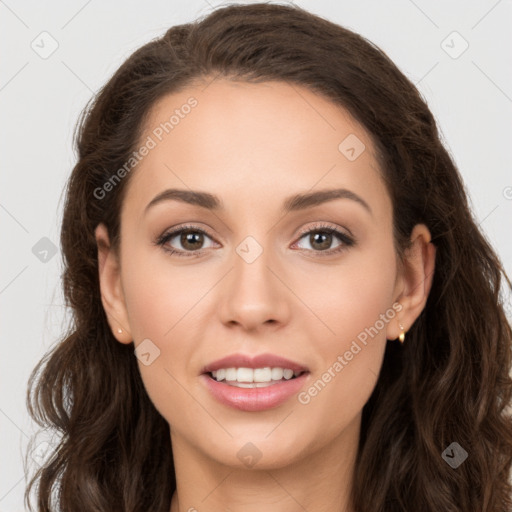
[95,223,132,344]
[387,223,436,340]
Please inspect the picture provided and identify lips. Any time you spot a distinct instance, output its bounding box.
[201,353,309,374]
[201,372,310,411]
[200,353,310,411]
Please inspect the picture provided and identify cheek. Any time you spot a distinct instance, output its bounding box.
[293,247,397,436]
[297,237,397,355]
[118,243,217,420]
[120,239,206,339]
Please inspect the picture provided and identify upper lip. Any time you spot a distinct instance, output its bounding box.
[201,353,309,374]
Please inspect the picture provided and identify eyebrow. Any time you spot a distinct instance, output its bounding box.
[144,187,372,216]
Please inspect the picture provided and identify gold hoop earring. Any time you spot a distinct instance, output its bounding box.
[398,323,405,344]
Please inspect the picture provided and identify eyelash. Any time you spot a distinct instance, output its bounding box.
[154,222,355,258]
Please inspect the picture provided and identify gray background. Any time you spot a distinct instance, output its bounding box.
[1,0,511,509]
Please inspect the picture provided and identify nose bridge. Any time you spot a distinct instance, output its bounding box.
[218,230,290,329]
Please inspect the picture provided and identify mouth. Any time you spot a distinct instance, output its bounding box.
[201,366,310,412]
[200,353,310,411]
[205,367,308,388]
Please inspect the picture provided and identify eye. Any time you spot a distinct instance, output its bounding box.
[292,222,355,256]
[154,224,218,258]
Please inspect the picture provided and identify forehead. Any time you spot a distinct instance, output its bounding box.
[121,78,391,222]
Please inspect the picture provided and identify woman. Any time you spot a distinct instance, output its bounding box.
[25,3,512,511]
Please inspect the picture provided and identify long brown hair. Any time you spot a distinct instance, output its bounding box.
[25,3,512,511]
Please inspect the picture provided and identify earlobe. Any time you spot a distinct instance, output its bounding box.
[388,224,436,340]
[95,223,133,344]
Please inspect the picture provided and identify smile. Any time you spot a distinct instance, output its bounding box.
[210,367,304,387]
[202,370,310,411]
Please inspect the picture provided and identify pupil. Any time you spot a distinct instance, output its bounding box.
[182,231,203,250]
[311,232,331,250]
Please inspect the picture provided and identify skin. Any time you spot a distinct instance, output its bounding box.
[95,78,436,512]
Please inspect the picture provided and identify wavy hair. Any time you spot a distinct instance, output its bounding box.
[25,3,512,511]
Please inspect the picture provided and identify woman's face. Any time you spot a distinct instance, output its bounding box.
[98,78,412,470]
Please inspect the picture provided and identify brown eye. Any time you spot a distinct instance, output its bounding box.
[155,225,217,257]
[308,231,334,251]
[179,230,205,251]
[296,229,342,252]
[293,223,355,256]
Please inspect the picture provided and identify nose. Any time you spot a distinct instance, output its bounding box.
[217,240,291,332]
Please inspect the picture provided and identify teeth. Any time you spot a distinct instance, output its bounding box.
[225,368,237,381]
[210,367,302,385]
[283,369,294,379]
[237,367,253,382]
[271,367,283,380]
[254,367,272,381]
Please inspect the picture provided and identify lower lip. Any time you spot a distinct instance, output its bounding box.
[201,372,309,412]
